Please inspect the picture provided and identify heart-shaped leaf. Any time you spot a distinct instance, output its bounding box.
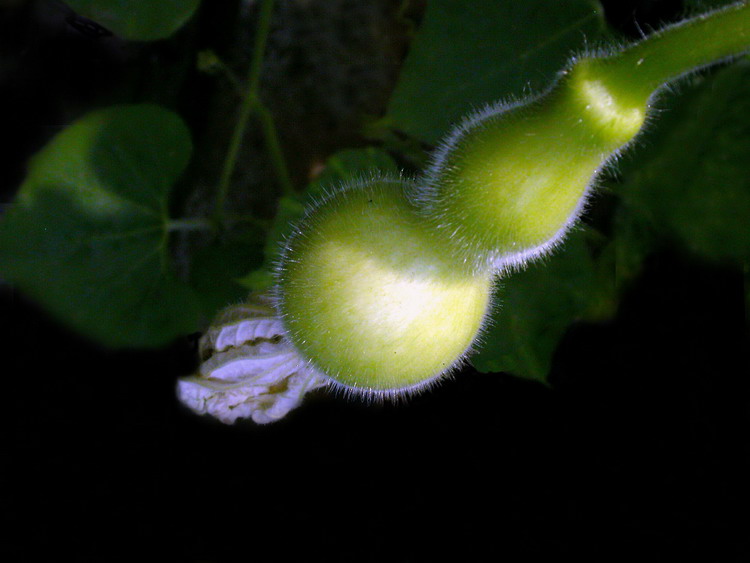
[0,104,200,347]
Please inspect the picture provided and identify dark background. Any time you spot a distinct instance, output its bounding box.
[4,1,749,560]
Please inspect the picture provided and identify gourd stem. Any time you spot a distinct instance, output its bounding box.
[598,1,750,101]
[214,0,293,226]
[167,218,214,232]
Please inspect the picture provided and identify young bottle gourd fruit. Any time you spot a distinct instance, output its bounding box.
[419,57,647,270]
[278,179,494,396]
[276,2,750,397]
[178,3,750,420]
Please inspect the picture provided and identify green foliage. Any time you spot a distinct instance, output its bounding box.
[0,105,200,347]
[65,0,201,41]
[387,0,608,143]
[615,60,750,270]
[471,229,613,383]
[684,0,741,13]
[189,238,265,318]
[305,147,400,199]
[238,196,305,292]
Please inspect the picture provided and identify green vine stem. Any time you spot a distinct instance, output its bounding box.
[214,0,294,227]
[595,1,750,104]
[167,218,215,232]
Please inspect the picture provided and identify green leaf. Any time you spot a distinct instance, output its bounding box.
[0,104,200,348]
[615,60,750,270]
[189,239,265,319]
[65,0,201,41]
[684,0,740,14]
[472,229,613,383]
[239,147,399,291]
[304,147,401,199]
[387,0,608,143]
[237,196,305,293]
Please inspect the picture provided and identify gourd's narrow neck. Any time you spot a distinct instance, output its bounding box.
[593,1,750,102]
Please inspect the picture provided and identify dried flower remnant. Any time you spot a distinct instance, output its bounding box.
[177,294,327,424]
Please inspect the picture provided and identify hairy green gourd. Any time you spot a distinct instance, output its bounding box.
[419,58,647,270]
[273,2,750,397]
[278,180,493,396]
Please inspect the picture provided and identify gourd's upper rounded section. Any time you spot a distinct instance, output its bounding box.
[419,59,648,270]
[276,178,493,395]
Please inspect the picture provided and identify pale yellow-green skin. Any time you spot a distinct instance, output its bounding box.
[279,180,493,392]
[428,59,649,264]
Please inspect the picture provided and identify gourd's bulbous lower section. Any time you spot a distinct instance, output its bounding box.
[276,179,493,396]
[419,59,649,270]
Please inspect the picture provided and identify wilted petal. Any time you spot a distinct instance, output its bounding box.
[177,294,328,424]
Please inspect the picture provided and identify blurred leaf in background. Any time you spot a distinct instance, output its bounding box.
[0,104,200,347]
[614,59,750,277]
[65,0,202,41]
[472,228,615,383]
[684,0,742,13]
[387,0,608,143]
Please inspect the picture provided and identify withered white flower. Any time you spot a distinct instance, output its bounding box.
[176,294,327,424]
